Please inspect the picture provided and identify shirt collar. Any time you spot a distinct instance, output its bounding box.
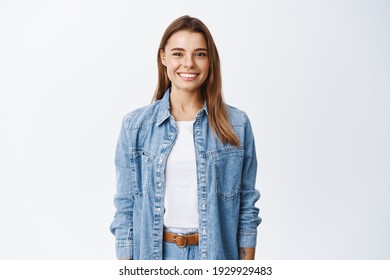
[156,88,209,126]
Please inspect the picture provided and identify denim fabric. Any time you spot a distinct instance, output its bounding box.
[163,242,200,260]
[110,88,261,260]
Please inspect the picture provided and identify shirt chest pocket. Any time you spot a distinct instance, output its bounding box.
[130,149,155,197]
[212,149,245,200]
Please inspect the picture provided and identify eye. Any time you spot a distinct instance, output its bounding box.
[195,52,207,57]
[172,52,183,56]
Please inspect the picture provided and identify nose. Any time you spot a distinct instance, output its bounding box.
[183,54,195,68]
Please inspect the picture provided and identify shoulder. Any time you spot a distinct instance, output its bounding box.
[226,105,251,127]
[122,100,162,130]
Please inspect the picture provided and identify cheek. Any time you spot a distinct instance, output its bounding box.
[165,64,176,80]
[202,63,210,78]
[167,71,178,82]
[201,60,210,73]
[166,61,180,73]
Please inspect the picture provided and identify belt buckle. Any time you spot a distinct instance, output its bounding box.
[173,234,188,248]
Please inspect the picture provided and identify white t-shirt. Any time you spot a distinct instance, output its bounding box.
[164,121,199,232]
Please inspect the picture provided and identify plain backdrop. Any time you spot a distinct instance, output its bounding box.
[0,0,389,259]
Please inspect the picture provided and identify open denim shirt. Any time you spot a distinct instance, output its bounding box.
[110,88,261,260]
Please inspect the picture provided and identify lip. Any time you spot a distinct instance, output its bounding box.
[177,72,199,81]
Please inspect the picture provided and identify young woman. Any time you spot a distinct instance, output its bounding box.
[110,15,261,260]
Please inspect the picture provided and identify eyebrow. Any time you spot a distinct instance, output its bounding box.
[169,47,208,52]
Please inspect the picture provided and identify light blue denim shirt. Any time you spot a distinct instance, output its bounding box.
[110,88,261,260]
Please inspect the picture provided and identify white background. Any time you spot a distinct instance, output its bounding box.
[0,0,389,259]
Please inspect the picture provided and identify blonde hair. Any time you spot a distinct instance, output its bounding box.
[152,15,240,147]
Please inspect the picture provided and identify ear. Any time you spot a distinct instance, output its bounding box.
[160,49,166,66]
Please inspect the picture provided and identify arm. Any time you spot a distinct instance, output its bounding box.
[237,113,261,260]
[239,248,256,260]
[110,115,134,260]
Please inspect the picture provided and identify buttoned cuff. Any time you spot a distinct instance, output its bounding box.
[238,228,258,248]
[115,240,133,259]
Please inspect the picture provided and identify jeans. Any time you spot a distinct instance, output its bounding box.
[163,242,200,260]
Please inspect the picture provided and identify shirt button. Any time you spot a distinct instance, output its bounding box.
[159,158,163,163]
[202,229,207,234]
[156,207,161,212]
[201,203,206,209]
[202,252,207,258]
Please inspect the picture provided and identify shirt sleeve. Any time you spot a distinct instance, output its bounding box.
[238,113,262,248]
[110,115,134,259]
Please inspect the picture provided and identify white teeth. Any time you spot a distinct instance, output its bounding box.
[179,73,197,78]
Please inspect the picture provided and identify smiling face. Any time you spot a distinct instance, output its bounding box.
[160,30,210,95]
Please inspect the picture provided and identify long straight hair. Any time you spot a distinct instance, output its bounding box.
[152,15,240,147]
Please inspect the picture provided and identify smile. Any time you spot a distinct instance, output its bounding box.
[178,73,199,79]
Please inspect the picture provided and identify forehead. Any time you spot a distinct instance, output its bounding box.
[166,30,207,49]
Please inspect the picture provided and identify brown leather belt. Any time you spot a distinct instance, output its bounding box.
[163,231,199,248]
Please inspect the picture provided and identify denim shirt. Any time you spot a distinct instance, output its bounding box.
[110,89,261,260]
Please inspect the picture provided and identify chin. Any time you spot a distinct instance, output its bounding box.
[174,82,202,93]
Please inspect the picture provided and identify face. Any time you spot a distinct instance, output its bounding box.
[161,30,209,95]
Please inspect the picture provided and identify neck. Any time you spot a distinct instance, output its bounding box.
[169,87,203,121]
